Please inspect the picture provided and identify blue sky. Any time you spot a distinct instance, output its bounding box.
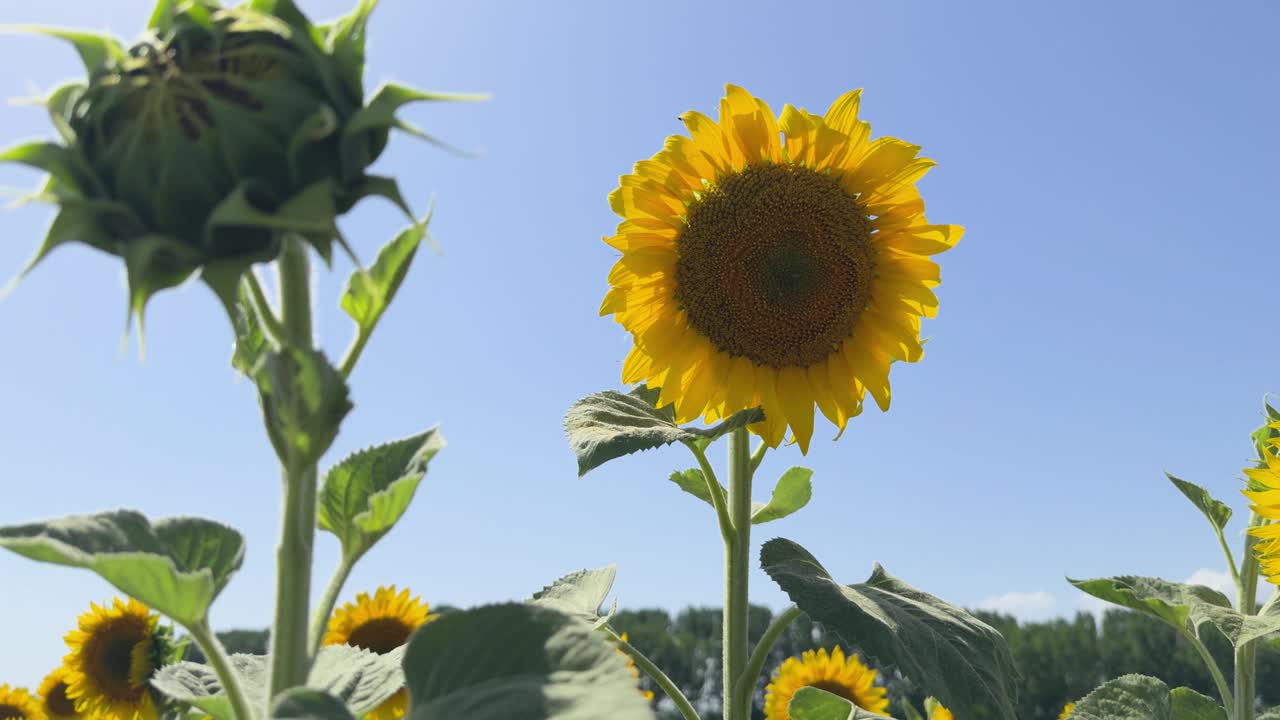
[2,0,1278,687]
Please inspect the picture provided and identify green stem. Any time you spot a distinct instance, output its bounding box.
[723,427,753,720]
[606,628,700,720]
[338,328,371,378]
[1234,511,1264,720]
[308,554,358,660]
[1217,524,1243,597]
[687,441,734,545]
[1178,627,1234,715]
[243,271,286,347]
[267,238,318,703]
[191,620,254,720]
[734,606,801,712]
[749,440,768,474]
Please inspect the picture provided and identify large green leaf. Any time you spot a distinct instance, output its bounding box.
[1068,675,1226,720]
[1166,473,1233,532]
[761,538,1018,720]
[0,511,244,627]
[255,347,353,465]
[1067,576,1235,642]
[788,687,897,720]
[317,428,444,560]
[340,218,428,339]
[271,689,357,720]
[1169,688,1228,720]
[151,654,265,720]
[751,467,813,524]
[402,603,655,720]
[528,565,617,629]
[565,385,764,476]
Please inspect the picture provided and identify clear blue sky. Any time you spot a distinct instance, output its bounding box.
[2,0,1278,687]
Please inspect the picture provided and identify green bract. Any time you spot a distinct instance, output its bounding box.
[2,0,472,324]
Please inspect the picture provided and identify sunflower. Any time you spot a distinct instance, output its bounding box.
[1058,702,1076,720]
[0,685,46,720]
[63,598,160,720]
[36,669,83,720]
[324,586,437,720]
[601,85,961,452]
[616,633,655,702]
[763,646,889,718]
[1242,428,1280,583]
[925,698,953,720]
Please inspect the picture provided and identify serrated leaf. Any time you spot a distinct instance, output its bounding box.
[151,655,264,720]
[0,511,244,628]
[340,219,427,338]
[788,686,896,720]
[271,689,356,720]
[565,385,765,476]
[1169,687,1227,720]
[1069,675,1169,720]
[317,429,443,560]
[528,565,617,629]
[255,347,353,466]
[761,538,1018,720]
[1067,576,1232,643]
[751,467,813,524]
[1166,473,1233,531]
[402,603,655,720]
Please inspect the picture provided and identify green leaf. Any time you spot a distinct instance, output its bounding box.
[565,385,765,476]
[231,283,270,376]
[0,141,83,191]
[788,687,896,720]
[669,468,718,507]
[751,467,814,524]
[151,655,263,720]
[1067,576,1232,642]
[8,26,124,73]
[1166,473,1233,531]
[528,565,618,629]
[0,511,244,627]
[340,218,427,338]
[761,538,1018,720]
[402,603,655,720]
[325,0,378,101]
[206,180,340,262]
[1258,708,1280,720]
[340,82,488,176]
[271,689,357,720]
[1169,687,1228,720]
[255,348,353,465]
[1068,675,1169,720]
[124,234,203,331]
[317,428,444,560]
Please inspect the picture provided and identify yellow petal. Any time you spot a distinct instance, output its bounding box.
[776,366,815,454]
[719,84,781,164]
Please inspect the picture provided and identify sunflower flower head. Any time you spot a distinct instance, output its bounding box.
[324,586,437,720]
[925,698,954,720]
[0,685,47,720]
[602,85,961,453]
[1243,422,1280,584]
[615,633,655,702]
[1058,702,1076,720]
[36,669,82,720]
[62,598,162,720]
[763,646,889,719]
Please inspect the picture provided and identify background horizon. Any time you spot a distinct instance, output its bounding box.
[2,0,1278,687]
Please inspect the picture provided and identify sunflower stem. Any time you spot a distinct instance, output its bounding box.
[606,628,701,720]
[267,237,318,703]
[1234,510,1265,720]
[734,605,802,713]
[243,271,286,347]
[686,440,734,545]
[723,426,753,720]
[307,553,358,660]
[191,620,254,720]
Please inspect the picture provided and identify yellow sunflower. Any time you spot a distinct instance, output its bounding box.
[62,598,159,720]
[1242,427,1280,583]
[601,85,961,452]
[925,698,954,720]
[324,586,437,720]
[1058,702,1076,719]
[763,646,889,718]
[0,685,47,720]
[616,633,655,702]
[36,669,83,720]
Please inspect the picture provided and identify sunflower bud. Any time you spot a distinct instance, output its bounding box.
[3,0,474,325]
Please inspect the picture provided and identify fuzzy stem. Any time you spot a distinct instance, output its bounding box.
[723,427,753,720]
[267,238,318,703]
[191,620,254,720]
[606,628,700,720]
[687,441,734,545]
[308,554,357,659]
[735,605,802,712]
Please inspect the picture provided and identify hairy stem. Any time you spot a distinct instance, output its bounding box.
[723,427,753,720]
[687,441,734,545]
[607,628,700,720]
[735,606,802,712]
[243,271,286,347]
[1179,627,1234,715]
[308,554,357,659]
[267,238,318,703]
[191,620,254,720]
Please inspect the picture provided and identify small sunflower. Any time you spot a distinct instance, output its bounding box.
[601,85,961,452]
[63,598,160,720]
[763,646,889,719]
[928,702,954,720]
[1242,427,1280,583]
[324,586,437,720]
[616,633,655,702]
[0,685,46,720]
[1058,702,1076,720]
[36,669,82,720]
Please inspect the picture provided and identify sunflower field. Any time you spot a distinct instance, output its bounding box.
[1,1,1278,720]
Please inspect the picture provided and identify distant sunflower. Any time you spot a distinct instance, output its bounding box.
[616,633,655,702]
[36,669,82,720]
[324,586,437,720]
[1058,702,1075,719]
[763,646,889,718]
[0,684,46,720]
[1242,426,1280,583]
[601,85,961,452]
[927,699,954,720]
[62,598,159,720]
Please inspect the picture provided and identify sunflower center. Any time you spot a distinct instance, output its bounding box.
[88,622,149,699]
[346,619,414,654]
[675,163,876,368]
[45,684,77,718]
[808,680,862,706]
[0,704,26,720]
